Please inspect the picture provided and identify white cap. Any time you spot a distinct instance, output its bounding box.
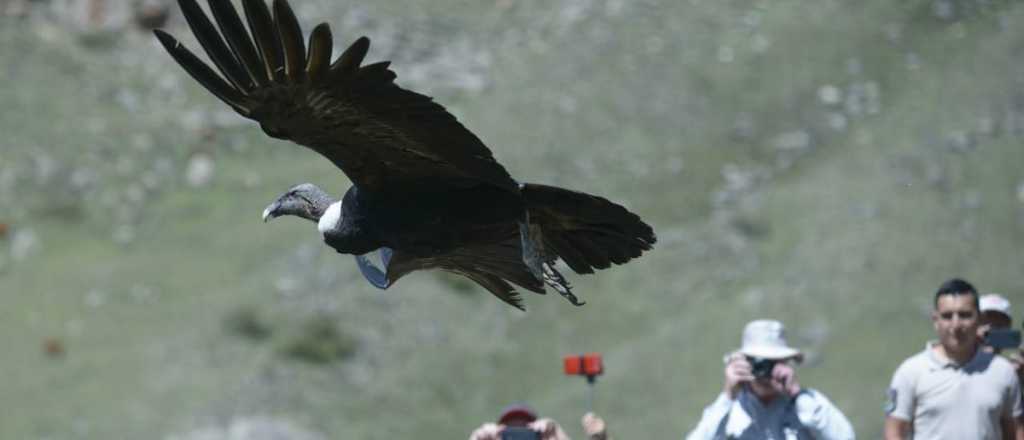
[738,319,802,361]
[979,293,1011,317]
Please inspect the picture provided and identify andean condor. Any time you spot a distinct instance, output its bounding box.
[155,0,656,309]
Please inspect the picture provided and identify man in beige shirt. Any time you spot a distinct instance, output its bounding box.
[884,278,1023,440]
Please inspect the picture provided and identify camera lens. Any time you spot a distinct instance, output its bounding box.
[747,357,777,379]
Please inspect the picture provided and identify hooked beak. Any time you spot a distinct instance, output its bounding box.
[261,200,281,222]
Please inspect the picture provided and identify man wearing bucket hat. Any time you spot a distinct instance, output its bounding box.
[686,319,854,440]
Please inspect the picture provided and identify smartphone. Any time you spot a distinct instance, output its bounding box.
[984,328,1022,350]
[500,427,540,440]
[563,353,603,377]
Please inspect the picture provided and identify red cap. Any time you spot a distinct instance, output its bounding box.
[497,403,537,425]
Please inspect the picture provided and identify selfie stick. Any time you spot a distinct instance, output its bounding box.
[564,353,603,413]
[585,374,596,413]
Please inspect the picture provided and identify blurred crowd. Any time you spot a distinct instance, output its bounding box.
[471,278,1023,440]
[1,0,172,30]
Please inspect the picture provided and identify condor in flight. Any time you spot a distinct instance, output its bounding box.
[155,0,656,309]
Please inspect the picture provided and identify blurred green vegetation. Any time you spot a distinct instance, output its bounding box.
[1,0,1023,438]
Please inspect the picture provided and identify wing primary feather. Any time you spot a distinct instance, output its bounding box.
[154,30,250,115]
[176,0,252,91]
[462,272,525,311]
[272,0,306,83]
[207,0,268,87]
[306,23,333,84]
[329,36,370,81]
[354,61,396,85]
[242,0,285,83]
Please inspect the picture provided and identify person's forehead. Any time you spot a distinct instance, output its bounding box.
[936,294,978,311]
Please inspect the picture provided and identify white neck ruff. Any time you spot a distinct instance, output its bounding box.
[317,201,342,234]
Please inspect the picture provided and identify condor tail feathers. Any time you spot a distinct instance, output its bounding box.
[522,183,655,276]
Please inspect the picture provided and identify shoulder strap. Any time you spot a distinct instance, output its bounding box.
[712,408,731,439]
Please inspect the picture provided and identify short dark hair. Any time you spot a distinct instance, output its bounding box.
[934,278,980,310]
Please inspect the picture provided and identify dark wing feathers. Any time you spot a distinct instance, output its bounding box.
[154,29,250,115]
[177,0,252,91]
[242,0,284,83]
[272,0,305,83]
[523,183,656,275]
[544,234,593,274]
[305,23,332,84]
[382,240,545,311]
[208,0,268,87]
[354,61,396,85]
[157,0,518,193]
[461,273,526,311]
[330,36,370,80]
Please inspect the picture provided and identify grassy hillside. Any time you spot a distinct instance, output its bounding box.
[2,0,1023,438]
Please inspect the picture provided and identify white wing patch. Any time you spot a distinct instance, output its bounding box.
[317,201,343,234]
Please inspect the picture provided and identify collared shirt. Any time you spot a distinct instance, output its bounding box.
[887,341,1022,440]
[685,387,855,440]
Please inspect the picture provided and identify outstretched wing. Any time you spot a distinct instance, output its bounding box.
[355,242,545,311]
[156,0,519,193]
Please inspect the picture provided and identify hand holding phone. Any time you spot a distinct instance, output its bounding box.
[984,329,1022,350]
[500,426,540,440]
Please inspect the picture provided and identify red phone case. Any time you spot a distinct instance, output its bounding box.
[563,353,603,376]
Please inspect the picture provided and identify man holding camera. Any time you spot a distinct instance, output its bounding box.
[884,279,1022,440]
[686,319,854,440]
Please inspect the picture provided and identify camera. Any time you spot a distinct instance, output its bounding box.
[500,427,540,440]
[747,356,777,379]
[984,328,1022,350]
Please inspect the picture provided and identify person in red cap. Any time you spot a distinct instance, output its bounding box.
[468,403,609,440]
